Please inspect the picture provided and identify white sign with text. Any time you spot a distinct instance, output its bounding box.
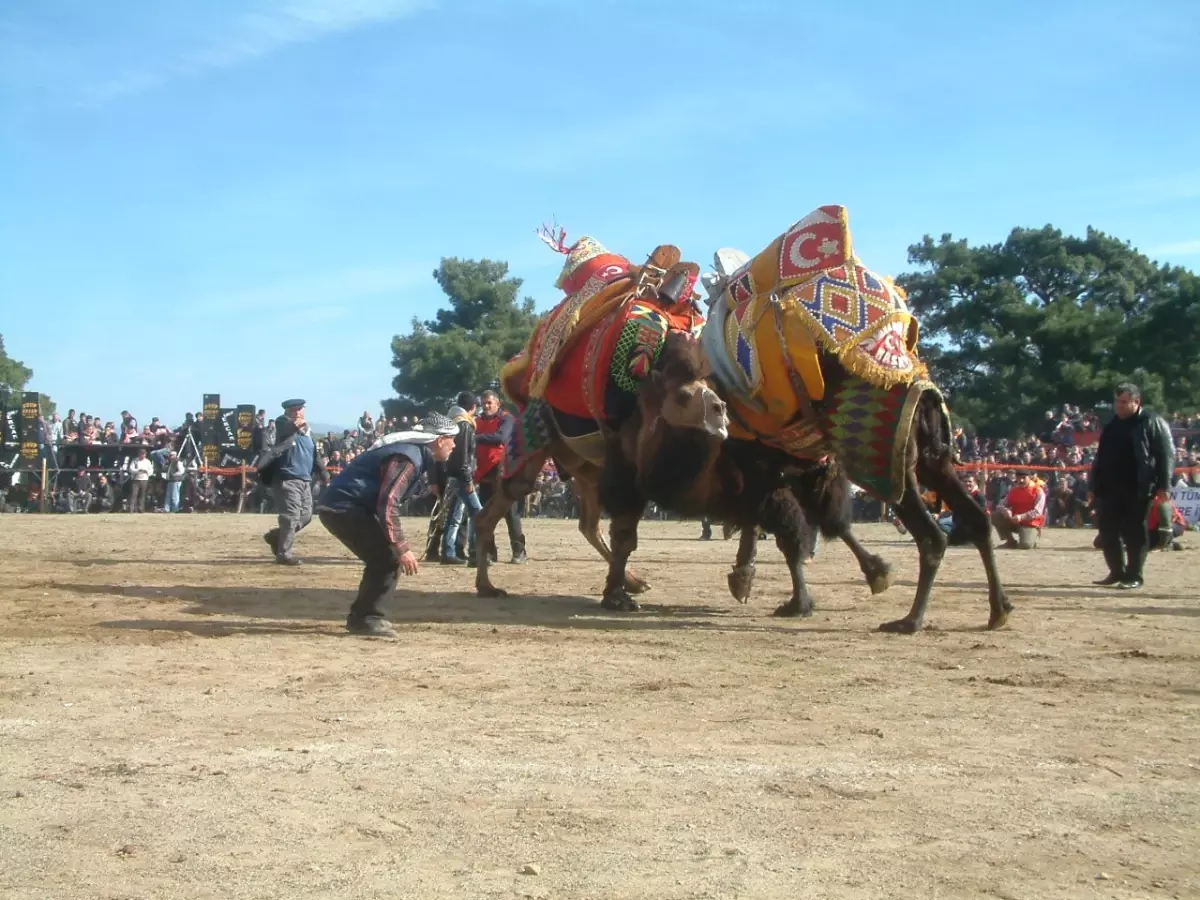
[1168,487,1200,525]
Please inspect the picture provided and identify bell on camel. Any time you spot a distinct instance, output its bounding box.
[659,269,692,305]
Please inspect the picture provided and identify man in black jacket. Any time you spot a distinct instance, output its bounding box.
[439,392,480,565]
[318,412,460,637]
[1091,383,1175,590]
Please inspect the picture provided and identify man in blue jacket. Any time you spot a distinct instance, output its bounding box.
[258,399,328,565]
[317,412,460,637]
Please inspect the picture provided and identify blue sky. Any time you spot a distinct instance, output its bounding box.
[1,0,1197,429]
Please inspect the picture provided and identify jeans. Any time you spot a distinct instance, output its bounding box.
[165,480,182,512]
[441,479,483,558]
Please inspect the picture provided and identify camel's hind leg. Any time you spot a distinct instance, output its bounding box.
[879,468,946,634]
[792,467,895,596]
[918,451,1012,630]
[572,466,651,594]
[475,449,547,598]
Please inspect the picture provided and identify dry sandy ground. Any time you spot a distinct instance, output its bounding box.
[0,514,1197,900]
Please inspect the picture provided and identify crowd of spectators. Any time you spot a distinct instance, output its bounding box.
[5,401,1197,528]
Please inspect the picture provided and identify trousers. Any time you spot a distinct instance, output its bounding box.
[470,471,526,556]
[1097,491,1152,581]
[441,479,483,558]
[274,478,313,560]
[319,508,399,621]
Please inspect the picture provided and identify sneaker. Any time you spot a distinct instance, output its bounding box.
[276,557,302,567]
[510,551,528,565]
[1092,573,1123,586]
[346,616,397,638]
[439,555,465,566]
[1118,579,1143,590]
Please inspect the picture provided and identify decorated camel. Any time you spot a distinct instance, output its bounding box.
[688,205,1012,632]
[472,229,893,615]
[471,234,731,610]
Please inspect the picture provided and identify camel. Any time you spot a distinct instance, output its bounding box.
[472,237,730,610]
[693,206,1011,633]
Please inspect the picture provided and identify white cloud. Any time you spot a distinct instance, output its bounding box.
[80,0,436,104]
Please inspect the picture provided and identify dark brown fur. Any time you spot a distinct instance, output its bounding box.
[474,331,726,610]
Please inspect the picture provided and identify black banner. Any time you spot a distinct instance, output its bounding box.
[20,392,39,462]
[236,404,255,453]
[0,399,20,469]
[202,393,220,466]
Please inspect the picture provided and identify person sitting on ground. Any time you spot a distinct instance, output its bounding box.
[1147,499,1186,551]
[990,470,1046,549]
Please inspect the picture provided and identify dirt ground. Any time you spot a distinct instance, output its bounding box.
[0,514,1197,900]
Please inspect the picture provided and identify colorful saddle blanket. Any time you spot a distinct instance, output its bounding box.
[700,205,939,502]
[502,233,705,468]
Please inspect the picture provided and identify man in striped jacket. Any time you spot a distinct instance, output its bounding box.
[316,413,459,638]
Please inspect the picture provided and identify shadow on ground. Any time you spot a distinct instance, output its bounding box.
[55,582,874,636]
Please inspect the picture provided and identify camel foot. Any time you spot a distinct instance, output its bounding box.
[772,596,813,618]
[600,590,640,612]
[476,583,509,599]
[878,617,922,634]
[727,565,755,603]
[865,557,896,596]
[987,594,1013,630]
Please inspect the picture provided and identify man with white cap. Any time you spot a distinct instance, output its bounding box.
[316,411,460,637]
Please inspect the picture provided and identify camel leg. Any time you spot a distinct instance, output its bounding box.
[599,510,643,612]
[572,469,651,594]
[792,468,895,595]
[879,469,946,634]
[727,524,758,602]
[919,453,1012,630]
[839,531,895,596]
[762,488,816,618]
[475,450,547,598]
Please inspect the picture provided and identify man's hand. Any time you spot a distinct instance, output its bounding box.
[398,550,419,576]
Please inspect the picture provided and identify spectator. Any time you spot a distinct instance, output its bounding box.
[990,470,1046,550]
[163,450,186,513]
[126,447,154,512]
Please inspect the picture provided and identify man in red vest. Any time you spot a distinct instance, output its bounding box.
[469,389,527,565]
[991,470,1046,549]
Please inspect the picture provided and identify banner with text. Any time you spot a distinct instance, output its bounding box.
[1168,487,1200,525]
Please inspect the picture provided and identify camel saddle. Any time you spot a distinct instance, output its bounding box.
[501,234,704,468]
[700,205,928,460]
[503,238,703,407]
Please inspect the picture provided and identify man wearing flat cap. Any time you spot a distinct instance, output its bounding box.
[317,412,461,637]
[257,399,328,565]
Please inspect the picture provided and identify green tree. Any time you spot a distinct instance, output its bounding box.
[897,225,1199,437]
[0,334,55,415]
[384,259,541,415]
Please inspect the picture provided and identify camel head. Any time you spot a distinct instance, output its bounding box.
[630,331,730,510]
[642,330,728,441]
